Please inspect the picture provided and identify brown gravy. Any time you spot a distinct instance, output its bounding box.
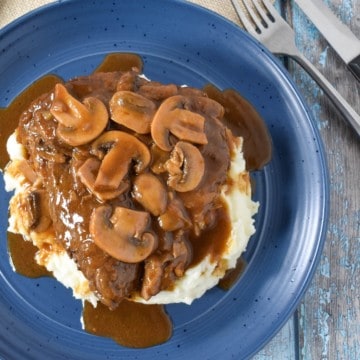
[83,300,172,348]
[189,202,231,267]
[7,232,51,278]
[2,52,271,348]
[218,257,247,290]
[204,84,272,171]
[94,53,143,73]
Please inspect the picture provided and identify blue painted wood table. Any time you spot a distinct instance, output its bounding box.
[1,0,359,359]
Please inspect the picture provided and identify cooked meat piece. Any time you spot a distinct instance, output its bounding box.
[141,230,192,300]
[41,156,141,309]
[14,70,231,308]
[141,254,167,300]
[171,234,192,277]
[138,82,178,101]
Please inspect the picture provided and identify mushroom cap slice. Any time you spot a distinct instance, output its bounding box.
[151,95,208,151]
[132,173,168,216]
[77,158,129,200]
[90,206,157,263]
[165,141,205,192]
[158,195,192,231]
[22,189,52,233]
[90,130,151,191]
[109,91,156,134]
[150,144,170,174]
[50,83,109,146]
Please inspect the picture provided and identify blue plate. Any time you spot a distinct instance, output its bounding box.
[0,0,329,359]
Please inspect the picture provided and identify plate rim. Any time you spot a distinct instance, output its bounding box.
[0,0,330,359]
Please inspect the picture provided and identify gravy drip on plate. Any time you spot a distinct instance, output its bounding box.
[94,53,143,73]
[218,257,247,290]
[83,300,172,348]
[7,232,51,278]
[204,84,272,171]
[2,53,271,348]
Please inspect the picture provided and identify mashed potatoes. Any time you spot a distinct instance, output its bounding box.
[4,70,259,308]
[5,131,257,306]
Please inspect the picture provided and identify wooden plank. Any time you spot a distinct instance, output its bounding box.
[254,315,298,359]
[288,0,360,359]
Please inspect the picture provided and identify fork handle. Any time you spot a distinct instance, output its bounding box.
[290,52,360,137]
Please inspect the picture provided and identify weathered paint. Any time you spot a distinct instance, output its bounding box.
[319,46,329,68]
[257,0,360,359]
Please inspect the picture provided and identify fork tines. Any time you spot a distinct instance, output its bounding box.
[231,0,276,35]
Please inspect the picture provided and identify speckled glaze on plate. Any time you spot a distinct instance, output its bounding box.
[0,0,329,359]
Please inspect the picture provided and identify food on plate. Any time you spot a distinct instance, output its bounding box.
[2,55,271,347]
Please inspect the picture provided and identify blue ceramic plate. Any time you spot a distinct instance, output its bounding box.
[0,1,329,359]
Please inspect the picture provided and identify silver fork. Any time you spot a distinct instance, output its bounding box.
[231,0,360,137]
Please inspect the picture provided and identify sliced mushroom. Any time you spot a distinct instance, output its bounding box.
[150,144,170,174]
[89,206,157,263]
[132,173,168,216]
[151,95,208,151]
[165,141,205,192]
[90,131,151,191]
[22,189,52,233]
[50,83,108,146]
[77,158,129,200]
[109,91,156,134]
[189,95,225,119]
[158,194,191,232]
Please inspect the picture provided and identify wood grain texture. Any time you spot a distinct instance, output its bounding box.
[286,0,360,359]
[253,315,298,359]
[230,0,360,358]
